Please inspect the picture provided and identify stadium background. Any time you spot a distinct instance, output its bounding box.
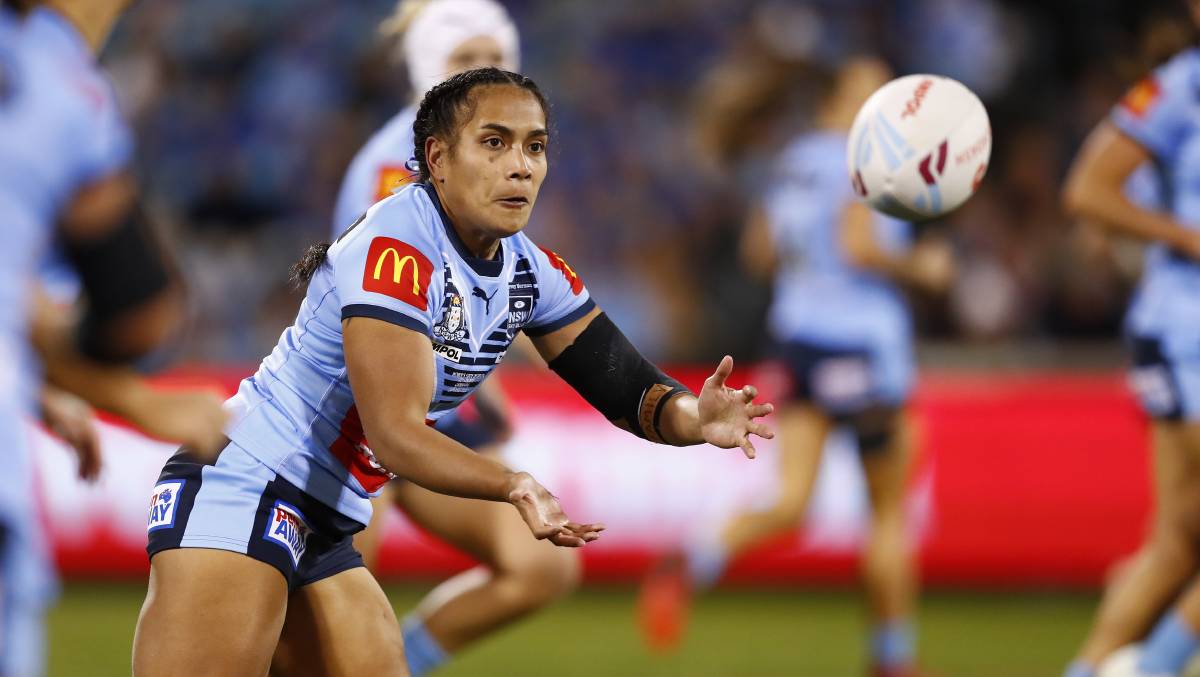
[35,0,1195,674]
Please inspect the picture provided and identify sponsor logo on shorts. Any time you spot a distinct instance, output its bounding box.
[264,500,310,568]
[432,341,462,363]
[147,480,185,532]
[362,237,433,310]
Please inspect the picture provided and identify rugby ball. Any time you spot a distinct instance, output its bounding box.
[847,74,991,220]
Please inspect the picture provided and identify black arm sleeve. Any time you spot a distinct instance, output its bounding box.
[547,312,691,444]
[62,203,174,362]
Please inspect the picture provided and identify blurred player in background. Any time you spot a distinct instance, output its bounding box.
[325,3,569,675]
[0,0,229,674]
[135,68,772,676]
[639,57,953,677]
[1062,2,1200,675]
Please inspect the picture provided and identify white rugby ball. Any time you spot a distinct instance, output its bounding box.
[847,73,991,220]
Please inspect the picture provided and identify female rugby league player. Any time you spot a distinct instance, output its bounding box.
[132,68,774,676]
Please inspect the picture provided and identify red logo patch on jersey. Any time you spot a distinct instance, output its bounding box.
[375,164,417,201]
[539,246,584,296]
[1121,77,1161,118]
[362,237,433,311]
[328,405,395,494]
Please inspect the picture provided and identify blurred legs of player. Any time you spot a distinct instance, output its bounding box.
[638,401,922,676]
[1065,421,1200,677]
[273,481,580,677]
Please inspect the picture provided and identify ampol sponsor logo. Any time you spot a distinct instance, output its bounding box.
[264,501,310,568]
[432,342,462,363]
[147,480,185,532]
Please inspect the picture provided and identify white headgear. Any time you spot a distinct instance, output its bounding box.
[402,0,520,100]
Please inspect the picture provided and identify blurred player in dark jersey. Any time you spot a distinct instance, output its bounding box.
[638,57,952,677]
[1062,3,1200,676]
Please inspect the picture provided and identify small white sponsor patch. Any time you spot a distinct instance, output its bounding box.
[264,501,310,568]
[432,342,462,363]
[147,480,185,532]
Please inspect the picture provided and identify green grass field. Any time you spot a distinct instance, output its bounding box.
[49,583,1096,676]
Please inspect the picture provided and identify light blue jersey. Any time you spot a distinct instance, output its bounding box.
[0,8,131,675]
[1112,49,1200,420]
[331,105,419,237]
[762,131,914,405]
[1112,49,1200,339]
[227,183,594,525]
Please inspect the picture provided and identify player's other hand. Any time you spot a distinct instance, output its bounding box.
[40,386,101,481]
[697,355,775,459]
[128,389,229,461]
[506,471,604,547]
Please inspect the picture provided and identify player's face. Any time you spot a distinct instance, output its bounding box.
[445,36,506,74]
[431,85,548,241]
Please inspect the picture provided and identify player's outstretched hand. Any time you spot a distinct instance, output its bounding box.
[41,386,101,481]
[697,355,775,459]
[506,472,604,547]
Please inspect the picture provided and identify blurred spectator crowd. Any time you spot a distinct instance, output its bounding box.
[102,0,1197,363]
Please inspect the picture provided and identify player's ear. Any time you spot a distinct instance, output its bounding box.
[426,136,448,183]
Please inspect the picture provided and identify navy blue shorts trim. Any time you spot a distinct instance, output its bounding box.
[146,446,366,590]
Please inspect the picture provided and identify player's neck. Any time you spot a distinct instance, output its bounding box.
[43,0,125,54]
[432,183,502,261]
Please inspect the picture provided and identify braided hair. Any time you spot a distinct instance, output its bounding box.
[412,66,549,183]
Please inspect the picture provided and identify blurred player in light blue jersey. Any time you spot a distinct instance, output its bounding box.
[639,58,952,677]
[0,1,233,674]
[322,4,570,676]
[0,1,225,676]
[135,68,773,676]
[1062,3,1200,675]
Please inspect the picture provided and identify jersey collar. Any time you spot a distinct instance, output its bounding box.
[420,182,505,277]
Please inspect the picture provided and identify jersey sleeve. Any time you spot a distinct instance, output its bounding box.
[1110,53,1196,162]
[73,76,133,186]
[332,206,442,337]
[523,246,596,336]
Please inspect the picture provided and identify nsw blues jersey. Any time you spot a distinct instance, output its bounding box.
[227,183,595,524]
[763,132,913,356]
[0,7,131,519]
[331,105,419,237]
[1111,48,1200,339]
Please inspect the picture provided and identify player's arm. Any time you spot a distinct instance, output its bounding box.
[529,307,774,458]
[30,289,228,458]
[58,172,183,362]
[839,201,953,293]
[1062,121,1200,258]
[343,316,600,546]
[739,204,778,279]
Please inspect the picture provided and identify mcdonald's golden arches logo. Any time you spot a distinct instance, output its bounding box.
[362,237,433,310]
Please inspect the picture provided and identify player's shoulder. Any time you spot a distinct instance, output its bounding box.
[23,9,120,120]
[1158,47,1200,83]
[773,131,847,186]
[333,183,445,255]
[353,105,419,167]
